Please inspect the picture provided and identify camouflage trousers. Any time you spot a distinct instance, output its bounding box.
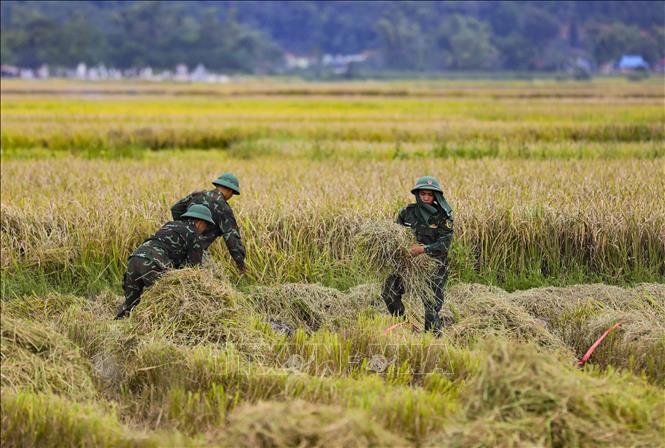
[381,258,448,335]
[115,256,165,319]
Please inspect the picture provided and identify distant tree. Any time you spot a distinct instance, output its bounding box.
[520,6,561,45]
[585,22,661,64]
[0,34,13,64]
[103,2,279,70]
[375,13,427,70]
[485,1,520,37]
[653,26,665,61]
[206,11,282,72]
[496,33,538,70]
[0,6,104,67]
[1,1,664,72]
[569,18,580,48]
[57,11,108,66]
[438,15,498,70]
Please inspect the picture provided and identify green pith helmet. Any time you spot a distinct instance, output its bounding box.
[212,172,240,195]
[182,204,215,225]
[410,176,443,194]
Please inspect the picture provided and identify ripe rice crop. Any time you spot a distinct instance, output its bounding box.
[2,79,663,157]
[1,156,663,294]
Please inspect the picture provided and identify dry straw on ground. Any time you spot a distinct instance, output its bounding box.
[510,283,665,325]
[127,267,245,345]
[0,315,97,401]
[0,390,188,448]
[248,283,377,332]
[344,282,384,310]
[577,310,665,385]
[219,400,407,448]
[2,272,664,446]
[437,339,665,447]
[3,292,87,320]
[508,283,665,383]
[444,284,570,352]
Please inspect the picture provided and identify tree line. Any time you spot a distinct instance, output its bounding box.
[1,1,663,72]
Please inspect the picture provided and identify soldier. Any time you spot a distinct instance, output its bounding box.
[382,176,454,335]
[114,204,215,320]
[171,173,246,273]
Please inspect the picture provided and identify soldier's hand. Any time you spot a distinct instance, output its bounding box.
[410,244,425,256]
[238,265,246,275]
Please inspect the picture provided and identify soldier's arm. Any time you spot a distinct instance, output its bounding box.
[424,217,454,256]
[171,194,193,221]
[185,235,205,266]
[219,210,246,270]
[395,207,407,226]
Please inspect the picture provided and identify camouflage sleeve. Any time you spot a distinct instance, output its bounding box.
[171,194,193,221]
[219,209,246,269]
[185,234,205,266]
[424,217,454,257]
[395,207,407,225]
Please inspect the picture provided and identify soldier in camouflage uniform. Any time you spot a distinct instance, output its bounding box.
[171,173,246,272]
[114,204,216,320]
[382,176,454,335]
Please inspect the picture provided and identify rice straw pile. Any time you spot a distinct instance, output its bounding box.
[1,315,97,401]
[128,267,246,345]
[220,400,408,448]
[249,283,369,331]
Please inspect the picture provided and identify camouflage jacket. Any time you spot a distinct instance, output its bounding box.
[131,220,205,269]
[396,204,454,258]
[171,189,246,269]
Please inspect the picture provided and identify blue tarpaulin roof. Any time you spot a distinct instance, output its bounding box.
[618,55,649,69]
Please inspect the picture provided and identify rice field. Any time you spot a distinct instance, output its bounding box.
[1,78,664,447]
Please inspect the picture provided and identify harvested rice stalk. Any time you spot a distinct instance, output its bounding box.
[249,283,370,332]
[56,306,138,389]
[578,310,665,385]
[510,283,665,326]
[0,390,188,448]
[127,267,248,346]
[445,286,569,352]
[356,220,443,326]
[356,220,440,277]
[507,283,665,383]
[0,315,97,401]
[437,339,665,447]
[345,282,384,310]
[3,293,87,321]
[219,400,408,448]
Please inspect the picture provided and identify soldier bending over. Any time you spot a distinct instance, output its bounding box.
[171,173,246,273]
[115,204,215,319]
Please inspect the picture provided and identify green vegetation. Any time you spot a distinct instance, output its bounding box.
[2,2,664,71]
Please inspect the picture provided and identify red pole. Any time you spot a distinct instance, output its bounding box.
[384,321,408,335]
[577,322,622,367]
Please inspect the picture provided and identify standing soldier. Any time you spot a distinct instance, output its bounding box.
[382,176,454,335]
[115,204,216,319]
[171,173,246,273]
